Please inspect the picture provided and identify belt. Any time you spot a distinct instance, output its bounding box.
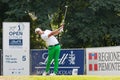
[49,43,59,47]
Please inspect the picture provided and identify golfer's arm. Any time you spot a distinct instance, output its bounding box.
[48,27,63,37]
[48,29,60,37]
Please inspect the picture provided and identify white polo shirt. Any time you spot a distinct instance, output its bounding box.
[41,30,59,46]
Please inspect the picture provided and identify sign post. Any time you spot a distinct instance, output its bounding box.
[3,22,30,75]
[86,46,120,75]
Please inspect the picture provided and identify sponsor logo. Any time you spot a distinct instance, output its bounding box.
[9,23,24,46]
[39,51,76,65]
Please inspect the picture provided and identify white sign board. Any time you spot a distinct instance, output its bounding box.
[3,22,30,75]
[86,46,120,75]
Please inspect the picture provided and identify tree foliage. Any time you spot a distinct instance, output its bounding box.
[0,0,120,49]
[61,0,120,48]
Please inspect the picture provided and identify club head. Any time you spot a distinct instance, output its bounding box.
[65,5,68,8]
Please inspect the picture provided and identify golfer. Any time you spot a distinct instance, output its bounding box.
[35,24,64,75]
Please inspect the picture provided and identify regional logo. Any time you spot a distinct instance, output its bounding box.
[88,52,98,71]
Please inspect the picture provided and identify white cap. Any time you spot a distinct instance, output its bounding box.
[35,28,41,33]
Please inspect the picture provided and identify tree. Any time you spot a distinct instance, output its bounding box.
[1,0,120,49]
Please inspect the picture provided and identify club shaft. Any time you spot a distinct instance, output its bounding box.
[63,6,68,23]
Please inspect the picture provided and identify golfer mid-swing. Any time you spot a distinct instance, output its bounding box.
[35,24,64,75]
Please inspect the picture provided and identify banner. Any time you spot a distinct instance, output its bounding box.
[86,46,120,75]
[3,22,30,75]
[31,49,85,75]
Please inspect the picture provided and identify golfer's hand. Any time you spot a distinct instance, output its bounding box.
[60,23,64,28]
[59,24,64,32]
